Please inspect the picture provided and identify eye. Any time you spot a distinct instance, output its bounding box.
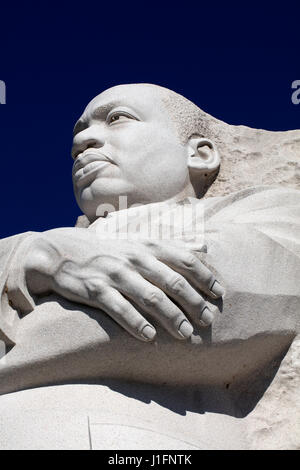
[107,111,138,125]
[110,114,124,123]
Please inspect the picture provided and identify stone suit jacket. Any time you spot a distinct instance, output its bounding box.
[0,185,299,395]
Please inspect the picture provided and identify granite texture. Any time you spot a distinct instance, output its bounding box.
[0,84,299,449]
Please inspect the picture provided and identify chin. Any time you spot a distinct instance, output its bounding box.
[76,191,130,221]
[83,179,147,210]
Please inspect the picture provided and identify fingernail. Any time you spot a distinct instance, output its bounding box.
[199,307,214,327]
[210,281,225,298]
[141,325,156,341]
[178,320,193,339]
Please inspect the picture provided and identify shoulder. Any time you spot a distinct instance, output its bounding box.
[201,185,300,222]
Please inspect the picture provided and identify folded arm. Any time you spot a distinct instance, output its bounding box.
[0,232,38,344]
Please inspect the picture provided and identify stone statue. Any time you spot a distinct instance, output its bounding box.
[0,84,299,450]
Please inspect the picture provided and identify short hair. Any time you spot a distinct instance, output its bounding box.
[140,84,222,194]
[130,84,300,199]
[134,83,217,144]
[160,89,209,144]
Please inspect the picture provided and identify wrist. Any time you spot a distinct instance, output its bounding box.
[6,234,44,314]
[24,234,64,295]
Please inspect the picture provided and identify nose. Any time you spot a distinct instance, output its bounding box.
[72,125,105,159]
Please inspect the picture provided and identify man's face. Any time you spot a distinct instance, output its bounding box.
[72,85,190,220]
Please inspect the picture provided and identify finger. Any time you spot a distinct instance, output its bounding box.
[148,242,225,299]
[137,256,215,327]
[113,270,194,340]
[96,286,157,342]
[54,276,157,343]
[169,239,208,254]
[151,239,207,253]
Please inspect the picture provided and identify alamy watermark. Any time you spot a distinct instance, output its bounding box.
[93,196,205,244]
[0,80,6,104]
[291,80,300,105]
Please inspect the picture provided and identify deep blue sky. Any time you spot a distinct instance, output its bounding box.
[0,6,299,238]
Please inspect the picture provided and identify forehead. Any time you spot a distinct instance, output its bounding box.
[79,85,170,122]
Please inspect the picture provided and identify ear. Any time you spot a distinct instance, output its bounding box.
[187,135,220,175]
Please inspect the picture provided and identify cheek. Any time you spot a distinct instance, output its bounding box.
[112,124,187,175]
[143,135,188,183]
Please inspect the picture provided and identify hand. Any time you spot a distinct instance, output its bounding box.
[23,228,225,342]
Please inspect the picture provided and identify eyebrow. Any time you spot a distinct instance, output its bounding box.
[92,103,114,119]
[73,101,118,136]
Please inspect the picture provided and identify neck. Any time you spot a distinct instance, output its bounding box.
[90,184,197,222]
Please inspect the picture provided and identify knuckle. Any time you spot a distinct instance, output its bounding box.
[111,302,126,318]
[202,270,214,286]
[108,262,130,282]
[167,276,186,295]
[102,300,126,319]
[84,279,105,300]
[108,269,122,282]
[143,239,158,250]
[127,252,142,267]
[143,289,164,307]
[191,295,206,310]
[181,253,197,270]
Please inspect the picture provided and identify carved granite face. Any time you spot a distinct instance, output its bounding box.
[72,84,192,221]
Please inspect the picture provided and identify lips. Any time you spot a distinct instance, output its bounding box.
[73,150,112,172]
[72,150,114,185]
